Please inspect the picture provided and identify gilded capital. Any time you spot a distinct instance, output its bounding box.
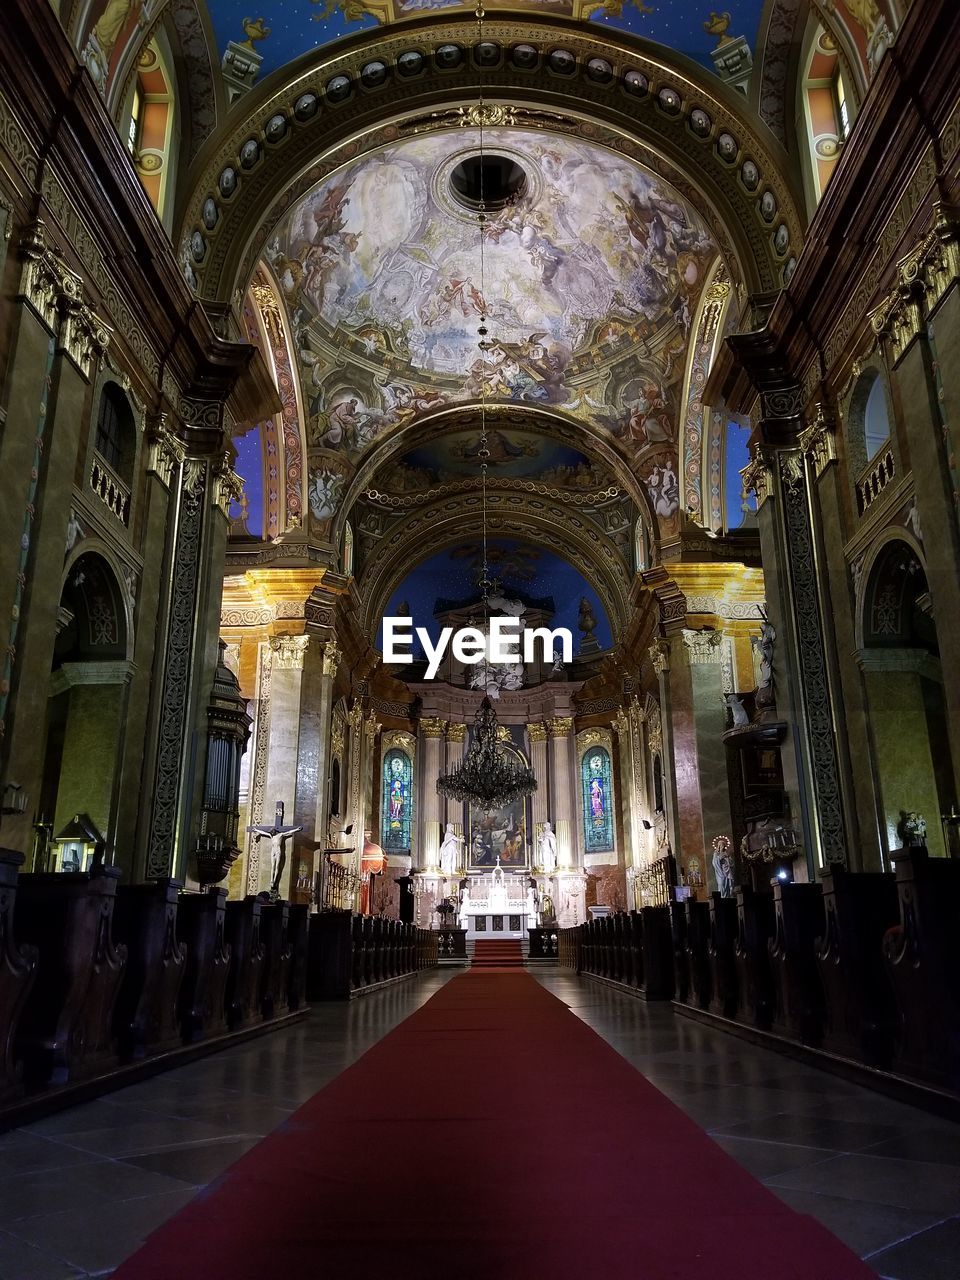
[682,628,724,665]
[364,711,380,741]
[270,634,309,670]
[145,418,186,489]
[446,722,467,743]
[649,639,670,677]
[322,638,342,676]
[741,448,774,508]
[212,452,244,517]
[798,404,836,479]
[526,721,548,743]
[547,715,574,736]
[420,716,446,738]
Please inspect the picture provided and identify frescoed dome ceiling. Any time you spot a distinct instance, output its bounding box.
[269,126,719,506]
[205,0,769,83]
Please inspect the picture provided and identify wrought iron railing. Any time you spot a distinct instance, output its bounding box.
[319,853,362,912]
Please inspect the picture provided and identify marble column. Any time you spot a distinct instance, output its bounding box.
[257,634,308,896]
[419,717,445,872]
[311,638,341,864]
[526,722,550,843]
[649,640,681,863]
[743,405,847,874]
[546,716,576,868]
[680,627,736,892]
[144,436,239,881]
[442,722,466,828]
[614,707,640,869]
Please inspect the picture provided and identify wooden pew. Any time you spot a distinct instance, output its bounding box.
[0,850,38,1103]
[884,848,960,1090]
[707,894,739,1019]
[112,878,187,1059]
[684,899,712,1012]
[816,868,899,1067]
[224,896,265,1029]
[734,886,775,1029]
[259,900,292,1020]
[287,904,310,1010]
[177,888,230,1042]
[640,906,674,1000]
[670,901,690,1005]
[768,882,825,1044]
[15,867,127,1086]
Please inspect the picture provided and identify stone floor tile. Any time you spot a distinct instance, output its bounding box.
[767,1153,960,1216]
[0,1231,84,1280]
[866,1214,960,1280]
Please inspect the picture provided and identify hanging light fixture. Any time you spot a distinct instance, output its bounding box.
[436,1,537,816]
[438,697,536,811]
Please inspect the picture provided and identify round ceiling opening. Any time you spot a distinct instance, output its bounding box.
[449,153,527,212]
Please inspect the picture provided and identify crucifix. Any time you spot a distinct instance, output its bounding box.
[247,801,303,898]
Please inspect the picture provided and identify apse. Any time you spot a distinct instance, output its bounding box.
[377,538,612,657]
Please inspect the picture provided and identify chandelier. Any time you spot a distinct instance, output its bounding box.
[433,4,538,815]
[437,698,537,812]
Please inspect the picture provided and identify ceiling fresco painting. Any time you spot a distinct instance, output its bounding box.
[378,428,614,492]
[274,127,717,540]
[203,0,770,82]
[377,538,613,655]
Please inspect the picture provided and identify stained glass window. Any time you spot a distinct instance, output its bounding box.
[381,748,413,851]
[582,747,614,853]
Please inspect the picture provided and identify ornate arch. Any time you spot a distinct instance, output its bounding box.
[178,19,805,304]
[357,496,632,642]
[334,402,654,545]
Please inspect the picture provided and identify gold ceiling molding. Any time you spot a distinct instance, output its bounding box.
[179,18,804,305]
[362,476,623,510]
[357,498,631,642]
[333,402,652,542]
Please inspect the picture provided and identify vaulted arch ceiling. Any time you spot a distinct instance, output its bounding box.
[180,21,805,304]
[357,488,633,641]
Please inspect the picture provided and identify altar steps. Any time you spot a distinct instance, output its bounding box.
[470,940,525,969]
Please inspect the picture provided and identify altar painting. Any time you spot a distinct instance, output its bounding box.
[469,779,528,868]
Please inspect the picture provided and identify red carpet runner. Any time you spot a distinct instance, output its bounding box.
[113,972,875,1280]
[471,939,524,967]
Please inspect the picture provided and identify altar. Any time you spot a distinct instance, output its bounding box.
[459,859,536,939]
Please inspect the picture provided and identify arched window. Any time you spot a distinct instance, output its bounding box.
[123,37,178,229]
[582,747,614,853]
[329,758,341,817]
[799,23,856,213]
[91,382,136,524]
[381,748,413,851]
[863,373,891,460]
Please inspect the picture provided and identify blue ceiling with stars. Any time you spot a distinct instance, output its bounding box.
[207,1,768,83]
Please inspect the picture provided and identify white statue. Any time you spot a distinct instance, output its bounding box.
[458,885,471,929]
[725,692,750,727]
[526,884,538,927]
[439,823,465,877]
[538,821,559,873]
